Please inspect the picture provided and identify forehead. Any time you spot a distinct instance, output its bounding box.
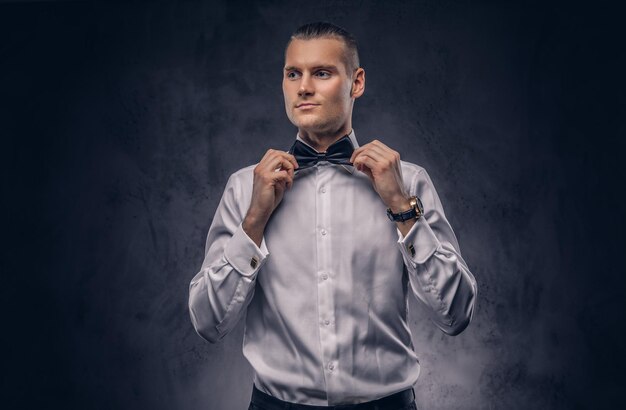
[284,38,347,70]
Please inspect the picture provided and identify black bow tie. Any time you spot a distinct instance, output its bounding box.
[288,135,355,170]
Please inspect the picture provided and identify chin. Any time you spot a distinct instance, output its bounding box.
[293,118,320,130]
[294,117,330,131]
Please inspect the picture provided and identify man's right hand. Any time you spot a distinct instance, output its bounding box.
[243,149,298,246]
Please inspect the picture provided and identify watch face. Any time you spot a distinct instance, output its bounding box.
[415,197,424,213]
[416,197,424,215]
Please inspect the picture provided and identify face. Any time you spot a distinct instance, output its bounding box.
[283,38,364,135]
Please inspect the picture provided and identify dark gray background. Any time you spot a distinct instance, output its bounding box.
[2,0,625,409]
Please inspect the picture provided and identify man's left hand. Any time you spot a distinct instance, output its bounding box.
[350,139,410,213]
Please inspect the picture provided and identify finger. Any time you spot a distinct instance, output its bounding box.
[272,155,295,180]
[276,152,297,176]
[281,152,299,179]
[262,153,295,174]
[271,169,293,187]
[275,177,288,192]
[364,140,396,160]
[273,152,297,172]
[354,151,384,171]
[350,143,373,163]
[360,144,391,162]
[354,161,374,179]
[281,173,294,190]
[352,153,378,178]
[266,151,296,165]
[256,150,280,174]
[365,147,399,172]
[357,143,400,172]
[369,139,391,151]
[259,148,279,164]
[370,140,401,163]
[283,152,299,170]
[350,141,390,163]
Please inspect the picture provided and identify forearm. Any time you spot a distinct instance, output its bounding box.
[189,223,268,343]
[399,218,477,335]
[388,196,417,237]
[395,218,417,237]
[242,210,270,248]
[410,245,476,335]
[189,174,270,343]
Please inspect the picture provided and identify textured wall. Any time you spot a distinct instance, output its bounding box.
[2,1,625,409]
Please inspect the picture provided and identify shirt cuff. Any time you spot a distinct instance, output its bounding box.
[224,222,269,277]
[397,217,441,265]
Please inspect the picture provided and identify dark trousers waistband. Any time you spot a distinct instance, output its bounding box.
[250,384,416,410]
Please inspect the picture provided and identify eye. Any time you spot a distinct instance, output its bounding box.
[286,71,300,79]
[316,71,331,78]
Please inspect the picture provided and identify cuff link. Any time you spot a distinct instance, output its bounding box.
[250,256,259,269]
[407,244,416,258]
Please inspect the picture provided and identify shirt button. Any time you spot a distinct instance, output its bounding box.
[328,363,335,371]
[324,319,330,325]
[320,186,326,193]
[321,273,329,280]
[321,229,327,236]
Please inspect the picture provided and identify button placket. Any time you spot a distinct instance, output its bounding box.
[315,166,338,390]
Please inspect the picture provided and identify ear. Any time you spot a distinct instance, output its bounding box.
[351,67,366,99]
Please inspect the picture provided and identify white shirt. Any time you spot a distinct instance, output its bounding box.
[188,129,477,405]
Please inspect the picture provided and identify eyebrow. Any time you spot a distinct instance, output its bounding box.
[283,65,338,72]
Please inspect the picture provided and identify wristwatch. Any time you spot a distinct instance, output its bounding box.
[386,196,424,222]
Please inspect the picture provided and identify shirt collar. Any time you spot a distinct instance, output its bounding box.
[294,129,359,174]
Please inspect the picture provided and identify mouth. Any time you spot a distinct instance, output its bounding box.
[296,103,319,109]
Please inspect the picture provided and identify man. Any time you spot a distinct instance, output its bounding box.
[189,22,477,409]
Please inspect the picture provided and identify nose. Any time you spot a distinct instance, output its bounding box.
[298,72,314,97]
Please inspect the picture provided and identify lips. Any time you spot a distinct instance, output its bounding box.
[296,103,319,108]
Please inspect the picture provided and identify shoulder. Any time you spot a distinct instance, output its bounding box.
[225,164,257,187]
[229,164,256,180]
[217,165,257,214]
[215,164,257,203]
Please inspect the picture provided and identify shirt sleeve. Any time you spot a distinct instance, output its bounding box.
[396,168,477,336]
[188,173,269,343]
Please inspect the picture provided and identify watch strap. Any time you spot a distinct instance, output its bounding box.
[386,196,423,222]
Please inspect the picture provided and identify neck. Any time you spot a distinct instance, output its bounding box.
[298,124,352,152]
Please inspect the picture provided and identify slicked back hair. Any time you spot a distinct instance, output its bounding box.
[286,22,360,76]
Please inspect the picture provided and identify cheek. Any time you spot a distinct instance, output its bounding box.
[282,85,289,100]
[283,89,297,110]
[282,81,295,97]
[322,85,346,106]
[328,91,351,114]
